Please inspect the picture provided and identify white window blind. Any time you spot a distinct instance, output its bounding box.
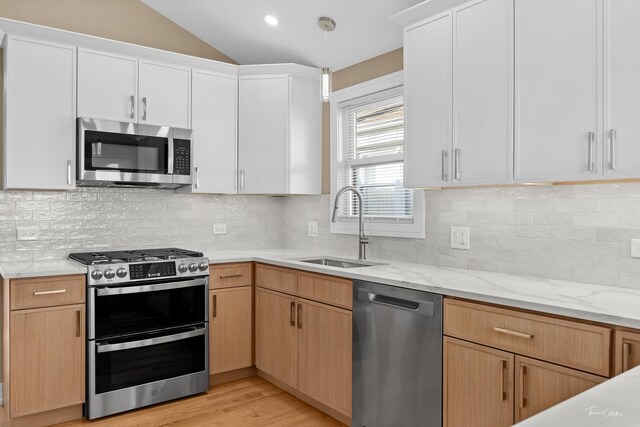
[336,87,413,224]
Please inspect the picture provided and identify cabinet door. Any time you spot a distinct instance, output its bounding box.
[604,0,640,178]
[452,0,513,185]
[191,70,238,193]
[3,37,76,190]
[210,286,252,374]
[514,355,605,422]
[255,287,296,387]
[515,0,602,182]
[10,304,85,417]
[444,337,514,427]
[77,49,137,122]
[238,76,289,194]
[404,12,452,188]
[139,60,191,128]
[614,330,640,375]
[296,300,352,417]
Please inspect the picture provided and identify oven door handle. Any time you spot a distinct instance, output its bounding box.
[95,278,207,296]
[96,327,205,353]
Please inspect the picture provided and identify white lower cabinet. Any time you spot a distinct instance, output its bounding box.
[186,69,238,194]
[3,36,76,190]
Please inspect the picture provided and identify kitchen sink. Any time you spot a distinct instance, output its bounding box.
[299,257,386,269]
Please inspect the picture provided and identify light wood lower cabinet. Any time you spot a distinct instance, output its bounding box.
[614,330,640,375]
[444,337,514,427]
[296,299,352,417]
[210,286,252,374]
[10,304,85,417]
[514,356,604,422]
[255,272,352,421]
[255,287,297,387]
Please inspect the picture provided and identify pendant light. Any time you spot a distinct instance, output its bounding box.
[318,17,336,103]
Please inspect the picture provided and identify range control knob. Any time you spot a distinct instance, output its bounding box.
[188,263,198,272]
[198,262,208,271]
[116,267,128,278]
[178,263,188,273]
[104,268,115,280]
[91,269,103,280]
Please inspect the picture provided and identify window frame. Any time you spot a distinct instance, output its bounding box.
[330,71,425,239]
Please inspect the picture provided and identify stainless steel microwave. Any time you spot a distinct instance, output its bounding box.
[77,118,193,189]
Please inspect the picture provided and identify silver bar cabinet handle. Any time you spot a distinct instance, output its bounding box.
[142,96,147,121]
[454,148,461,180]
[240,169,245,191]
[609,129,617,170]
[441,150,448,181]
[587,132,595,172]
[67,159,72,185]
[130,95,135,120]
[195,166,200,189]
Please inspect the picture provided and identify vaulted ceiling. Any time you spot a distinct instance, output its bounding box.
[141,0,422,70]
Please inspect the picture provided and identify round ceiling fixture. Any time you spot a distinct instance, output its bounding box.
[317,17,336,32]
[264,15,279,26]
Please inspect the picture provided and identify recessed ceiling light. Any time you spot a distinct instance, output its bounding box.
[264,15,278,26]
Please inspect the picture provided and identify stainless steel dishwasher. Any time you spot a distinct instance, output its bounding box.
[353,280,442,427]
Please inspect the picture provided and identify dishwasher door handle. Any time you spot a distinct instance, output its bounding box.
[367,291,434,316]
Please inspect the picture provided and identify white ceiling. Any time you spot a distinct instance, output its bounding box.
[141,0,422,70]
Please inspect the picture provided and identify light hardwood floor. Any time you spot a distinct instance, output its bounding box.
[0,377,345,427]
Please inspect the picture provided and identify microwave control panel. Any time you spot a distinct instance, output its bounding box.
[173,139,191,175]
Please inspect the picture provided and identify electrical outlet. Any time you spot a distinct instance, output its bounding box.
[631,239,640,258]
[450,227,470,250]
[17,227,40,241]
[213,224,227,235]
[308,221,319,238]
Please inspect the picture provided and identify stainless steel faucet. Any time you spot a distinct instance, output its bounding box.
[331,186,369,260]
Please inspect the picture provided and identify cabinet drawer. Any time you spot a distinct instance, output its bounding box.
[255,264,297,295]
[298,272,352,310]
[444,299,611,376]
[11,275,86,310]
[210,263,252,289]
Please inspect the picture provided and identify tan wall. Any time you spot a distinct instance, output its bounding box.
[0,0,236,63]
[322,48,403,193]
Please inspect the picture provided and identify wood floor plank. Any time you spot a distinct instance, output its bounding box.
[46,377,344,427]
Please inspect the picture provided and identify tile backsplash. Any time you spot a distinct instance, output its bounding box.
[2,183,640,289]
[0,188,283,262]
[283,183,640,289]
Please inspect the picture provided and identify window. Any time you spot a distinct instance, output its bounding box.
[331,72,424,239]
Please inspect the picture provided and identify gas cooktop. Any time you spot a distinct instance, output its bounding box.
[68,248,204,265]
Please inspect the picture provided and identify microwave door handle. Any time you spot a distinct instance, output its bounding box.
[168,137,174,174]
[96,327,205,353]
[95,277,207,296]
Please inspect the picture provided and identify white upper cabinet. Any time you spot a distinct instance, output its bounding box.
[238,71,321,195]
[3,36,76,190]
[188,69,238,194]
[452,0,513,186]
[604,0,640,178]
[77,49,138,122]
[404,0,512,188]
[514,0,602,182]
[404,12,452,188]
[138,61,191,129]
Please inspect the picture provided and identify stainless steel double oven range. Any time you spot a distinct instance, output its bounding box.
[69,248,210,419]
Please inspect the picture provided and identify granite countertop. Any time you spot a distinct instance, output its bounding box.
[515,365,640,426]
[3,248,640,329]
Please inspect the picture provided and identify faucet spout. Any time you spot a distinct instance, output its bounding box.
[331,186,368,260]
